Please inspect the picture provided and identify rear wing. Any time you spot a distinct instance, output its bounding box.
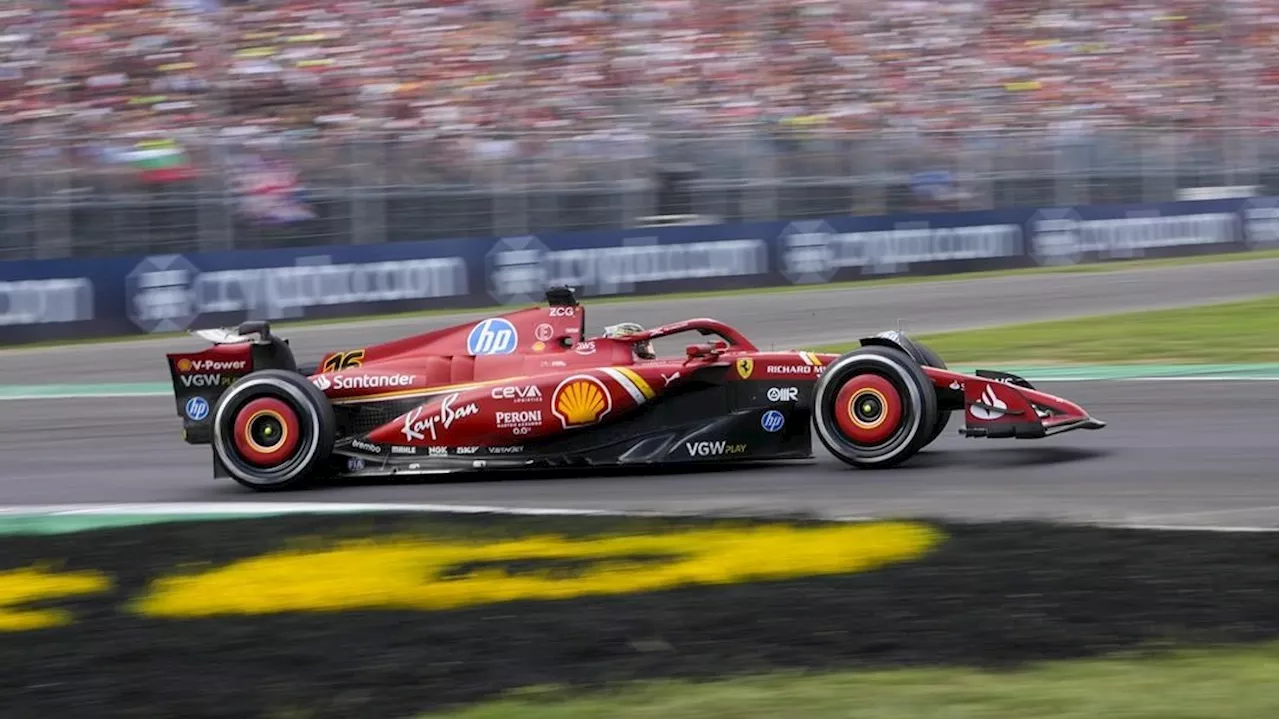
[165,321,299,444]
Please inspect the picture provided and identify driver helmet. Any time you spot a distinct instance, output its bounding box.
[603,322,656,360]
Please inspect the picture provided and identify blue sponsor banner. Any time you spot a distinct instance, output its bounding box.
[0,197,1273,346]
[0,238,485,344]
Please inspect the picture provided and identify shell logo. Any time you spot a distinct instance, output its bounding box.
[552,375,612,428]
[176,358,192,372]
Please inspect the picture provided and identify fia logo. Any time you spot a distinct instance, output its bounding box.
[467,318,518,355]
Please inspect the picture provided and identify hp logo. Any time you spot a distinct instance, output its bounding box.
[467,318,519,355]
[761,410,785,433]
[185,396,210,421]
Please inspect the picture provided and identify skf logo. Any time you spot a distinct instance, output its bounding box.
[552,375,612,428]
[685,441,747,457]
[735,358,754,379]
[321,349,365,373]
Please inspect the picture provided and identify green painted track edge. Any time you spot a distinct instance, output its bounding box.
[0,364,1274,400]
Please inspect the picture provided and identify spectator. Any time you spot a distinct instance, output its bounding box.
[0,0,1273,177]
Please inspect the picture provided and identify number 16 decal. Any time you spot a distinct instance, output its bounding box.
[322,349,365,373]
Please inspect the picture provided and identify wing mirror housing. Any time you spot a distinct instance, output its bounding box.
[685,341,729,360]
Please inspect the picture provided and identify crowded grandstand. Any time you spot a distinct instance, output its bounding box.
[0,0,1276,256]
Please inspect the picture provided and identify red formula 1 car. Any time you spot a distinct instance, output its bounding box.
[166,287,1105,491]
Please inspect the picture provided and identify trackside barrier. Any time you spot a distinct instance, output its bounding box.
[0,197,1275,346]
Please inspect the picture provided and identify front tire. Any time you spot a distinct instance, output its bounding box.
[812,346,937,469]
[211,370,336,491]
[914,341,952,448]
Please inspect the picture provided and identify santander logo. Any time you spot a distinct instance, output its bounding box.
[311,373,415,392]
[969,384,1008,421]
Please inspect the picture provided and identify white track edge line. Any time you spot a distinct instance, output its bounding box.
[0,502,1273,532]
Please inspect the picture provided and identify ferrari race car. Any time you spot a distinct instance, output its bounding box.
[167,287,1105,491]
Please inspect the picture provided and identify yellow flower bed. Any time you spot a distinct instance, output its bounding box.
[134,522,943,618]
[0,567,112,632]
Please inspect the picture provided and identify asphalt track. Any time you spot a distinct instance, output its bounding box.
[0,381,1274,528]
[0,257,1275,528]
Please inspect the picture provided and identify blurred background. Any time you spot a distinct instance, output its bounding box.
[0,0,1276,260]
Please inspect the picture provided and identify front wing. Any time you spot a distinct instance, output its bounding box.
[925,367,1106,439]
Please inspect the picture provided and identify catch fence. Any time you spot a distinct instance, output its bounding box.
[1,128,1274,260]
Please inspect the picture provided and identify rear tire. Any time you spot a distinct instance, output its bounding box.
[812,346,937,469]
[914,342,952,448]
[211,370,336,491]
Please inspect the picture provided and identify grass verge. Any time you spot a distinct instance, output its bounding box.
[425,642,1277,719]
[4,249,1274,351]
[813,296,1279,364]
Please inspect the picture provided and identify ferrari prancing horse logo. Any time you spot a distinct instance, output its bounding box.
[735,358,754,380]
